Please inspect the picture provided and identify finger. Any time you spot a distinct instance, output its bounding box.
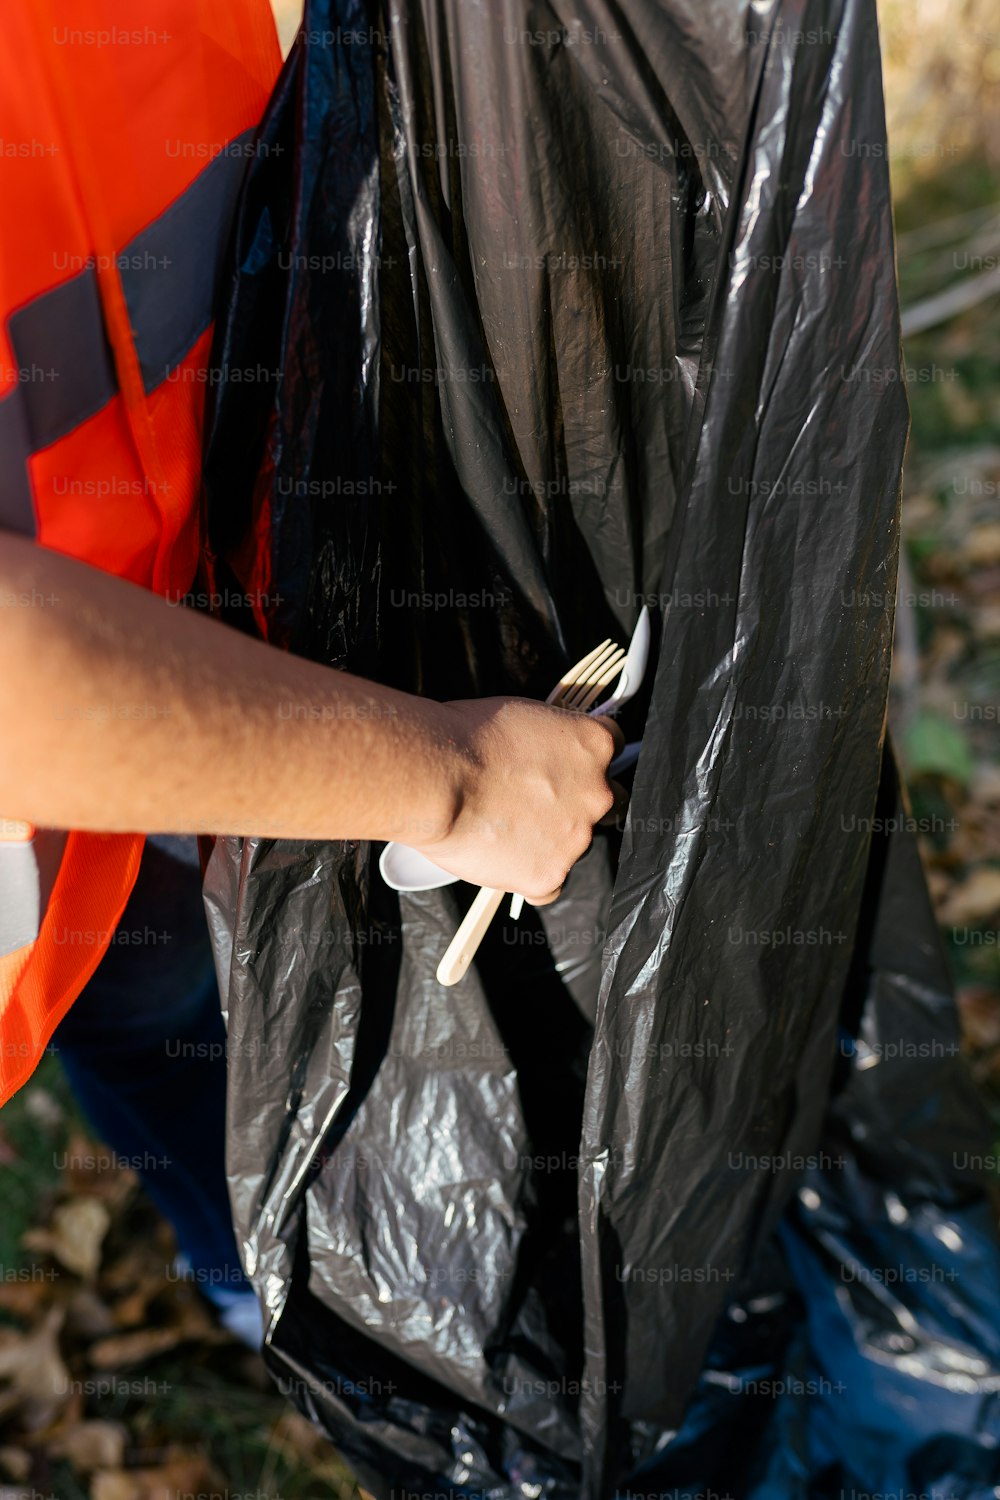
[598,779,630,827]
[526,885,563,908]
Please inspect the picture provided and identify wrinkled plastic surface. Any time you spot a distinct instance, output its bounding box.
[201,0,1000,1495]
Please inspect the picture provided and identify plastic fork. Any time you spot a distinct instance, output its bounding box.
[545,639,627,711]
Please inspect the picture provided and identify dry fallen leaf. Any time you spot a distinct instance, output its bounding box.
[960,521,1000,568]
[21,1087,65,1135]
[88,1326,188,1371]
[91,1473,139,1500]
[0,1447,31,1482]
[64,1286,117,1340]
[970,764,1000,805]
[59,1131,139,1209]
[0,1306,70,1430]
[970,603,1000,639]
[956,986,1000,1050]
[91,1452,225,1500]
[924,866,954,908]
[23,1197,111,1280]
[967,563,1000,598]
[0,1276,58,1322]
[49,1418,126,1472]
[112,1276,173,1330]
[938,865,1000,926]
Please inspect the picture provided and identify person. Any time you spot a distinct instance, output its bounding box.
[0,0,620,1339]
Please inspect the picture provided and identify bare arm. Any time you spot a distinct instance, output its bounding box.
[0,536,619,902]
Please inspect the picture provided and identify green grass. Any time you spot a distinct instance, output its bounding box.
[0,1052,79,1275]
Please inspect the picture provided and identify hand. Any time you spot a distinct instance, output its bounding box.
[413,698,624,904]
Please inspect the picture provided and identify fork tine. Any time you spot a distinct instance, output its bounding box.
[561,647,625,711]
[545,639,612,705]
[558,641,619,698]
[570,652,627,712]
[551,642,621,710]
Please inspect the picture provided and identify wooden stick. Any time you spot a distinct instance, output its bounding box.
[436,887,506,986]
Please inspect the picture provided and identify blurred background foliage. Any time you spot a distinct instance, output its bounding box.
[880,0,1000,1095]
[0,4,998,1496]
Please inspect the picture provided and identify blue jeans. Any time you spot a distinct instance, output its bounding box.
[53,838,246,1295]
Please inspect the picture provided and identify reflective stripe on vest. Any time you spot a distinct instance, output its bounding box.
[0,0,281,1108]
[0,133,254,536]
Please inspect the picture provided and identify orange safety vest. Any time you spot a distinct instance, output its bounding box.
[0,0,282,1106]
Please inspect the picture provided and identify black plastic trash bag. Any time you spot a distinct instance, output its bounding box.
[201,0,1000,1495]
